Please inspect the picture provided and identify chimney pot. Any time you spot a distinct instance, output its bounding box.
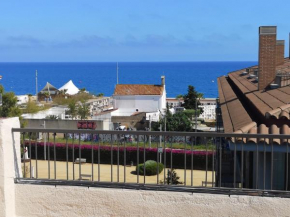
[276,40,285,66]
[161,76,165,86]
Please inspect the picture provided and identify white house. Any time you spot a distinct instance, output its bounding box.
[16,95,29,105]
[112,76,166,116]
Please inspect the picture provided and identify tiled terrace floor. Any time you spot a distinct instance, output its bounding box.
[22,160,214,186]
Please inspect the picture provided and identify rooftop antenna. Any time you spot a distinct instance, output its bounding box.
[35,70,38,103]
[117,62,119,84]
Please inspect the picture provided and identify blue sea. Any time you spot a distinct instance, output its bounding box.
[0,62,256,98]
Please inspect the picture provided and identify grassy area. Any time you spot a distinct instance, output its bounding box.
[53,92,93,106]
[22,101,52,114]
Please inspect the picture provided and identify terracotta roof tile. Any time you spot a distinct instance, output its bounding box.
[219,58,290,144]
[218,77,253,133]
[114,84,164,95]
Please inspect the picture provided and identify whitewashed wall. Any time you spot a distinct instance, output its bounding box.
[113,94,166,116]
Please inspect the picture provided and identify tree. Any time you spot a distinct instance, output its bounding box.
[79,88,86,93]
[153,111,192,132]
[68,100,77,119]
[97,93,104,97]
[58,89,68,97]
[46,115,58,119]
[77,101,90,120]
[182,85,204,114]
[0,85,22,118]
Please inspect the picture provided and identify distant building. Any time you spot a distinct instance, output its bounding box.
[112,76,166,116]
[199,98,216,121]
[86,97,112,115]
[166,97,216,121]
[16,95,29,105]
[166,98,184,108]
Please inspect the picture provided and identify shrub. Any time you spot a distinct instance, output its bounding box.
[136,160,164,176]
[165,169,183,185]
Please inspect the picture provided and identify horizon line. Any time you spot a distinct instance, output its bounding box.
[0,60,258,63]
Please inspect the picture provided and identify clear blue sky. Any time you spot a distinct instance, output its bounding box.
[1,0,290,62]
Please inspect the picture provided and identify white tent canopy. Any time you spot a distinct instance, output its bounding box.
[58,80,80,95]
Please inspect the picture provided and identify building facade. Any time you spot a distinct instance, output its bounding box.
[112,76,166,116]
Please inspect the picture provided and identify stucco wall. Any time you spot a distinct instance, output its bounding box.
[15,184,290,217]
[0,117,21,217]
[114,95,164,114]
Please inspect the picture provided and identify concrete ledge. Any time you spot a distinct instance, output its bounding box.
[15,184,290,217]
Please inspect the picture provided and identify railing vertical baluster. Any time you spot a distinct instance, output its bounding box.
[54,133,56,180]
[212,137,214,187]
[91,133,94,182]
[29,133,32,178]
[191,136,194,187]
[286,139,289,191]
[143,134,146,184]
[271,140,274,190]
[111,134,113,182]
[184,136,186,186]
[256,143,259,189]
[241,138,244,189]
[233,139,236,188]
[72,133,75,180]
[79,133,82,180]
[98,134,101,182]
[66,133,68,180]
[219,136,222,188]
[263,139,266,190]
[117,134,120,183]
[22,133,26,178]
[124,135,126,183]
[163,135,166,185]
[170,137,173,185]
[137,135,139,184]
[157,135,160,185]
[205,138,208,187]
[35,134,38,179]
[48,133,50,179]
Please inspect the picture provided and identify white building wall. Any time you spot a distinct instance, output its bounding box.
[16,95,29,105]
[14,184,290,217]
[199,98,216,120]
[113,94,165,116]
[22,106,68,119]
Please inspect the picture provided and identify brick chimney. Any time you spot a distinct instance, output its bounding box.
[258,26,277,90]
[276,40,285,66]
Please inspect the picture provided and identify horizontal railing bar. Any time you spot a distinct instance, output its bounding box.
[11,128,290,139]
[14,178,290,198]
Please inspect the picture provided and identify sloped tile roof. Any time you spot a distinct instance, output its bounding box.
[218,77,254,133]
[114,84,164,96]
[218,58,290,144]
